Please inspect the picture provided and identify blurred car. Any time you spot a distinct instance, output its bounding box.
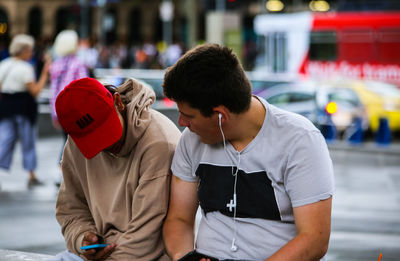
[246,71,298,95]
[94,69,176,111]
[131,70,177,110]
[257,80,369,134]
[327,80,400,133]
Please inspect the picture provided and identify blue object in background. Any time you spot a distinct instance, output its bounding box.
[320,115,337,143]
[375,117,391,146]
[347,117,364,145]
[108,76,124,86]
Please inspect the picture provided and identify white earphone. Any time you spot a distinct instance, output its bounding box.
[218,112,239,252]
[231,239,238,252]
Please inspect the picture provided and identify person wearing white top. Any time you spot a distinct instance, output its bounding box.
[0,34,50,187]
[162,44,334,261]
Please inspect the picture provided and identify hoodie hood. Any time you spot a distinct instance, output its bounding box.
[113,78,155,157]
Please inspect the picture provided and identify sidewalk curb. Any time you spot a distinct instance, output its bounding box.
[327,141,400,156]
[0,249,54,261]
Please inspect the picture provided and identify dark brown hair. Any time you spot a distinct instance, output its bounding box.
[163,44,252,117]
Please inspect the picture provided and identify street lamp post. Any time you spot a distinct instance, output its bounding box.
[79,0,89,39]
[216,0,226,11]
[159,0,174,45]
[97,0,107,45]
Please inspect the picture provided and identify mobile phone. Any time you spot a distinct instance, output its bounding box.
[80,244,109,251]
[177,250,218,261]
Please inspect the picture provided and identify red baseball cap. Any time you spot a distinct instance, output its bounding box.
[55,78,123,159]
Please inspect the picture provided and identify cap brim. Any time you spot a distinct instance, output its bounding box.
[71,110,122,159]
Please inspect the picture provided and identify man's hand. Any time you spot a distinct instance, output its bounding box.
[81,232,116,260]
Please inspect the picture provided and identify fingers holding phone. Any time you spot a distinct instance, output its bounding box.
[81,232,116,260]
[82,243,116,260]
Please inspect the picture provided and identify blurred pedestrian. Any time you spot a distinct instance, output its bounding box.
[162,44,334,260]
[50,30,89,186]
[134,45,148,69]
[77,36,99,77]
[162,42,182,67]
[53,77,180,260]
[0,34,50,187]
[96,45,111,68]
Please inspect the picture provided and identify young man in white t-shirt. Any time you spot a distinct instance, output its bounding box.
[162,44,334,261]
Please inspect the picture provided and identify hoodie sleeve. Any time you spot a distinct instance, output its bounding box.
[110,138,175,261]
[55,141,97,255]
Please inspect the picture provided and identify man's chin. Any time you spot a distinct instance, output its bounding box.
[188,129,219,145]
[199,137,219,145]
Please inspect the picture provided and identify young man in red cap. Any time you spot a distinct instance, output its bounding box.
[54,77,180,260]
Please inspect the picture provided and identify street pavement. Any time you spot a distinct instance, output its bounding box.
[327,147,400,261]
[1,135,400,260]
[0,136,65,259]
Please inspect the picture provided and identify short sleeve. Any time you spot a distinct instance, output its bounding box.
[171,129,199,182]
[21,63,36,84]
[284,130,335,208]
[0,62,5,79]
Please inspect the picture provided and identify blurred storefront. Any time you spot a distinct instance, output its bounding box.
[0,0,315,67]
[0,0,256,69]
[0,0,399,71]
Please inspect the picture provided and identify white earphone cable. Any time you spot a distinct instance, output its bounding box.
[218,113,239,252]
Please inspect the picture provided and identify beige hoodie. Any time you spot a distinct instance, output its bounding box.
[56,78,181,260]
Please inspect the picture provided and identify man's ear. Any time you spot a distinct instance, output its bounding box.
[212,106,228,122]
[113,92,125,113]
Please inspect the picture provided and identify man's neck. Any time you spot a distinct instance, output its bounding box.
[228,97,266,152]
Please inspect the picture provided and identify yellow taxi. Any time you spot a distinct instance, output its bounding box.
[329,80,400,133]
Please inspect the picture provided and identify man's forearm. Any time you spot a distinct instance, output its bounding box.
[265,232,329,261]
[163,218,196,261]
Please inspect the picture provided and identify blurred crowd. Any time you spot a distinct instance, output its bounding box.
[0,33,187,78]
[0,30,193,187]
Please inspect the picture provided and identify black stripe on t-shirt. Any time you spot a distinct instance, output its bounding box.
[196,163,281,221]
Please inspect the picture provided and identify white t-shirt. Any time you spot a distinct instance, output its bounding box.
[0,57,35,93]
[171,97,335,261]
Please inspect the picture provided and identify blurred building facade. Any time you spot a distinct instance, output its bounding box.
[0,0,399,69]
[0,0,183,46]
[3,0,399,46]
[0,0,271,69]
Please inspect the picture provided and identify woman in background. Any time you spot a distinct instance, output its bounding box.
[49,30,88,187]
[0,34,50,187]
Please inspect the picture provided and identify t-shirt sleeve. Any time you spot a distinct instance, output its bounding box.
[171,129,199,182]
[21,63,36,84]
[285,130,335,208]
[0,62,5,80]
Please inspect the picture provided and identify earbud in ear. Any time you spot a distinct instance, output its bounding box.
[218,113,222,120]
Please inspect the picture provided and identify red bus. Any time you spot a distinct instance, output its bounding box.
[254,11,400,86]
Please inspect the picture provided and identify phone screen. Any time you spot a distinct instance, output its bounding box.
[80,244,108,251]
